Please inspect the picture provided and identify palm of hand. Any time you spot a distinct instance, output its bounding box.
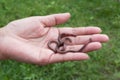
[3,18,60,65]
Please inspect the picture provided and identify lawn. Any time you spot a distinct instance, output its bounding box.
[0,0,120,80]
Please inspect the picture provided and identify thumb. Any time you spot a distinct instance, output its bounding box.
[40,13,71,27]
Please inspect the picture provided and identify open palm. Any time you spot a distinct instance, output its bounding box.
[0,13,109,65]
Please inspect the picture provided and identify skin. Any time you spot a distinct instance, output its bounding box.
[0,13,109,65]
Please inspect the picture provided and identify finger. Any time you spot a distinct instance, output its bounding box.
[9,13,70,28]
[82,42,102,53]
[59,27,102,36]
[65,34,109,45]
[63,45,84,52]
[48,52,89,64]
[40,13,71,27]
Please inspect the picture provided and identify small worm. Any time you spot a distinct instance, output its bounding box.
[48,33,91,54]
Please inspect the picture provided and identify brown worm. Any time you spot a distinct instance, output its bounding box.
[48,33,91,54]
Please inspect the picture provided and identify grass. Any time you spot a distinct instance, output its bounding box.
[0,0,120,80]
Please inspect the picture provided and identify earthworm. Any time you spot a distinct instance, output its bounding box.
[48,33,91,54]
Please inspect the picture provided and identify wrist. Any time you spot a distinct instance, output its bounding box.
[0,27,8,60]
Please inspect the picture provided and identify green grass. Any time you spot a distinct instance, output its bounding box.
[0,0,120,80]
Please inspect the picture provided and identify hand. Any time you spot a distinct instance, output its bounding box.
[0,13,109,65]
